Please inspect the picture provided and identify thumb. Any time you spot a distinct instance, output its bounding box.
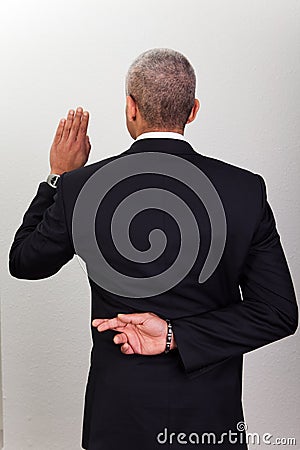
[117,313,147,325]
[85,135,91,151]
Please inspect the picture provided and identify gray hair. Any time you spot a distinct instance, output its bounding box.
[125,48,196,129]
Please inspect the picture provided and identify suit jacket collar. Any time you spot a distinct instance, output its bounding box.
[124,138,198,155]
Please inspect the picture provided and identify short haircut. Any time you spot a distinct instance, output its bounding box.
[126,48,196,130]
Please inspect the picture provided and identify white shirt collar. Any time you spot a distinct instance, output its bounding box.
[135,131,187,142]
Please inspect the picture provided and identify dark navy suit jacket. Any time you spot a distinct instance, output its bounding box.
[9,138,298,449]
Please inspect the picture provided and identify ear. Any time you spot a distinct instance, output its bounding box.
[186,99,200,124]
[126,95,137,122]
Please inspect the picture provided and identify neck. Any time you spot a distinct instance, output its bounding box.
[136,126,184,138]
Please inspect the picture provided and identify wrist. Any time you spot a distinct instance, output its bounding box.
[50,169,64,175]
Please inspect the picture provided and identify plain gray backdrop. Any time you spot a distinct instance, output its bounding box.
[1,1,299,449]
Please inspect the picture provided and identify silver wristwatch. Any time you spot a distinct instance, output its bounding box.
[46,173,61,188]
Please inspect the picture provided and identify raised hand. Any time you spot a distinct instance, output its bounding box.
[92,312,177,355]
[49,107,91,175]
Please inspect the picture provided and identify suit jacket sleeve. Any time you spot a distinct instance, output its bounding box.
[172,174,298,377]
[9,173,74,279]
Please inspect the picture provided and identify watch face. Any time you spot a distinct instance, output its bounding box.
[47,174,60,187]
[52,176,59,185]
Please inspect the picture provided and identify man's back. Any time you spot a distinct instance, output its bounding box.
[54,137,296,449]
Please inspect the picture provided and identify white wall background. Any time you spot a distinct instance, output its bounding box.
[0,1,299,449]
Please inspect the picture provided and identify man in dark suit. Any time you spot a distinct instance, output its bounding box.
[9,49,298,449]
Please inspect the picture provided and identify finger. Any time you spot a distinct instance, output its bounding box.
[77,111,89,137]
[117,313,149,325]
[121,343,135,354]
[62,109,75,139]
[92,319,107,327]
[68,107,83,141]
[112,326,127,332]
[92,318,125,328]
[113,333,128,345]
[95,317,126,332]
[53,119,66,144]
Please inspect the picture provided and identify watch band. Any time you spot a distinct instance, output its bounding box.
[46,173,61,188]
[164,319,173,353]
